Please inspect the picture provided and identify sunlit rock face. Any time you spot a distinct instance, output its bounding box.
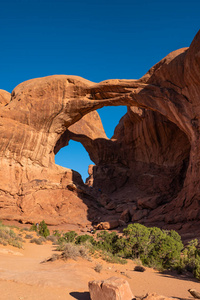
[0,30,200,235]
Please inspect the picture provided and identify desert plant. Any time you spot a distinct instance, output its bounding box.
[56,243,89,261]
[76,234,95,245]
[53,230,62,237]
[119,223,183,269]
[94,263,103,273]
[100,250,127,264]
[177,239,200,279]
[134,265,146,272]
[57,231,78,245]
[30,223,38,232]
[96,231,119,253]
[0,224,23,248]
[30,237,46,245]
[46,235,57,243]
[38,220,50,238]
[25,234,33,239]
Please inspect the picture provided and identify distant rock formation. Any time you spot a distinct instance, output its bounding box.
[0,30,200,235]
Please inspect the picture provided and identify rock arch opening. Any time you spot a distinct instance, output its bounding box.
[55,140,93,182]
[54,106,128,182]
[97,106,127,138]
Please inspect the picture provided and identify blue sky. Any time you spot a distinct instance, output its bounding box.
[0,0,199,181]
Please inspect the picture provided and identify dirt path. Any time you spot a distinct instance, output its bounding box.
[0,238,199,300]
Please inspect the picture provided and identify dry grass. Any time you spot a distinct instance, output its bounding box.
[41,243,91,263]
[30,237,46,245]
[94,263,103,273]
[0,222,23,248]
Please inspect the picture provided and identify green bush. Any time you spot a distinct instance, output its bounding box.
[96,231,119,253]
[177,239,200,279]
[117,224,183,269]
[57,231,77,245]
[29,221,50,238]
[38,220,50,238]
[91,224,183,270]
[76,234,95,245]
[53,230,61,237]
[30,223,38,232]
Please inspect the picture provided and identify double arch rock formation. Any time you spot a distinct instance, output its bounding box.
[0,30,200,234]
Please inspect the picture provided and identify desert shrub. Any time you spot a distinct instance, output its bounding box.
[0,238,7,246]
[134,265,146,272]
[61,243,81,260]
[67,225,182,269]
[9,239,23,248]
[30,223,38,232]
[96,231,119,253]
[118,224,183,270]
[29,221,50,238]
[30,238,42,245]
[57,231,78,245]
[101,250,127,264]
[25,234,33,239]
[46,235,57,243]
[94,263,103,273]
[38,220,50,238]
[42,243,90,263]
[177,239,200,280]
[22,227,29,231]
[53,230,62,237]
[76,234,95,245]
[60,243,89,261]
[30,237,46,245]
[0,223,23,248]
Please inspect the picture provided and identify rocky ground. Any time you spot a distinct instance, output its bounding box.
[0,224,199,300]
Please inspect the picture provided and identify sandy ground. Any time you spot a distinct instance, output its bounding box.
[0,231,200,300]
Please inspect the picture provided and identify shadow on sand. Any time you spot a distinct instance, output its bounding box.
[158,269,200,283]
[69,291,90,300]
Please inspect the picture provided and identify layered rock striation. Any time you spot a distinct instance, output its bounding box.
[0,30,200,234]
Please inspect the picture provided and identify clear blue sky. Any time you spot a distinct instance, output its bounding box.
[0,0,199,181]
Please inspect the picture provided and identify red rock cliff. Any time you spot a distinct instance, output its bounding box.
[0,30,199,234]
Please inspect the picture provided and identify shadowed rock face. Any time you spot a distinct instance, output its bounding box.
[0,30,200,234]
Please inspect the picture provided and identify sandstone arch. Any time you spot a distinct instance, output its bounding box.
[0,30,199,233]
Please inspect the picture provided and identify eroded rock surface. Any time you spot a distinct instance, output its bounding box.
[0,31,200,235]
[88,277,134,300]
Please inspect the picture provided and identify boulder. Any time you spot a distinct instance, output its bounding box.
[94,220,119,230]
[88,277,134,300]
[119,209,131,223]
